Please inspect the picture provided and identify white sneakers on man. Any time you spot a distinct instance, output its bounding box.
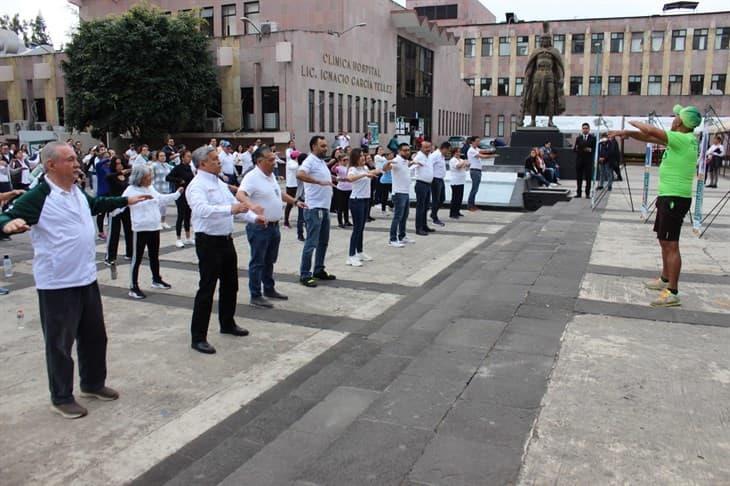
[184,239,195,246]
[356,252,373,262]
[388,240,405,248]
[400,236,415,244]
[175,240,185,248]
[346,256,363,267]
[161,222,172,230]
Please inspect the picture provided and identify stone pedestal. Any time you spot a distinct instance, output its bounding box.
[495,127,576,179]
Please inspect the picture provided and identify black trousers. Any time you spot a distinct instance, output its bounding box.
[106,209,132,262]
[575,158,593,196]
[38,282,107,405]
[450,184,464,217]
[415,180,431,232]
[191,233,239,343]
[430,177,445,222]
[284,186,298,225]
[175,196,191,237]
[130,230,161,288]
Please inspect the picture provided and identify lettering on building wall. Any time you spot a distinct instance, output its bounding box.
[299,53,393,94]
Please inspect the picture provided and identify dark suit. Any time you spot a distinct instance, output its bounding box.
[607,138,622,180]
[573,133,596,197]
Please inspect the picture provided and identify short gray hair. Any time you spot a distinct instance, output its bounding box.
[129,164,152,187]
[192,145,215,168]
[41,141,70,170]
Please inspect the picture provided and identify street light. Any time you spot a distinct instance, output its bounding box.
[240,16,263,41]
[328,22,367,38]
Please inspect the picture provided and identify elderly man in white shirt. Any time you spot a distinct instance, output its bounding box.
[218,140,238,187]
[187,145,263,355]
[0,141,151,419]
[413,140,434,235]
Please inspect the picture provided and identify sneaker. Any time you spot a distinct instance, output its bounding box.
[356,252,373,262]
[175,240,185,248]
[313,271,336,280]
[128,287,147,299]
[80,386,119,401]
[297,235,305,242]
[97,232,107,241]
[300,277,318,287]
[650,289,681,307]
[151,280,172,290]
[124,255,132,260]
[103,259,115,266]
[388,240,405,248]
[161,222,171,230]
[346,256,363,267]
[184,239,195,245]
[250,296,274,308]
[644,277,669,291]
[400,236,416,244]
[51,401,88,419]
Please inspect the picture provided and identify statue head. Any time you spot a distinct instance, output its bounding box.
[540,35,552,48]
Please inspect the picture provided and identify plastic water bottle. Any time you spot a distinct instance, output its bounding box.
[3,255,12,278]
[16,308,24,329]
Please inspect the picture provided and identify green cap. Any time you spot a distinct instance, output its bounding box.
[672,104,702,129]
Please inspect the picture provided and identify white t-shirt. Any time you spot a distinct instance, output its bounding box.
[467,146,481,170]
[241,151,254,173]
[285,159,299,188]
[413,151,433,183]
[348,166,371,199]
[449,157,467,185]
[219,151,236,175]
[430,151,446,179]
[240,166,283,222]
[391,155,411,194]
[299,154,333,209]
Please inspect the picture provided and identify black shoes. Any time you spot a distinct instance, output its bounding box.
[297,234,305,241]
[220,324,250,336]
[300,277,317,287]
[191,341,217,354]
[250,296,274,308]
[80,386,120,401]
[313,271,336,280]
[432,220,445,227]
[51,401,88,419]
[128,287,147,299]
[264,290,289,300]
[425,227,436,232]
[416,230,429,236]
[151,280,172,290]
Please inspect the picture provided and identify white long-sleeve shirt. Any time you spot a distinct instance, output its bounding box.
[122,185,180,232]
[186,170,256,236]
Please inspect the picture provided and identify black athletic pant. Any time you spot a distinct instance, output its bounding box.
[575,158,593,196]
[284,187,297,225]
[96,212,107,234]
[106,208,132,262]
[130,230,161,289]
[190,233,239,343]
[37,282,108,405]
[175,196,191,237]
[450,184,464,218]
[379,182,392,211]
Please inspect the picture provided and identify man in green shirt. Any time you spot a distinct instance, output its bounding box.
[609,104,701,307]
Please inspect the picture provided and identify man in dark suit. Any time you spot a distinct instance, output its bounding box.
[573,122,596,198]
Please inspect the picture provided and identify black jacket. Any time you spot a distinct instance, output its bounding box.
[573,133,596,163]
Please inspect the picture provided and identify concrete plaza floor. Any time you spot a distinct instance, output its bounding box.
[0,165,728,485]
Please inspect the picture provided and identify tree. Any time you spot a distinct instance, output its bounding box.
[30,13,52,46]
[61,5,218,139]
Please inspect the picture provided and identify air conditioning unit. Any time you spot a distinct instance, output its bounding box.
[204,117,223,132]
[34,122,54,131]
[259,21,278,35]
[13,120,29,131]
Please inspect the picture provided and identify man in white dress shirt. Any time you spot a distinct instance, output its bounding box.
[187,145,263,355]
[413,140,434,235]
[218,140,238,186]
[429,142,451,227]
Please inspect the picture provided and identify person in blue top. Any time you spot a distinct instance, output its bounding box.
[95,153,113,239]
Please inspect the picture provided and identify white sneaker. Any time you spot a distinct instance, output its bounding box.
[356,252,373,262]
[161,222,171,230]
[175,240,185,248]
[400,236,415,244]
[346,256,363,267]
[388,240,405,248]
[184,239,195,245]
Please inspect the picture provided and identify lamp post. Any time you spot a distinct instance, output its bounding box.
[328,22,367,38]
[240,16,263,42]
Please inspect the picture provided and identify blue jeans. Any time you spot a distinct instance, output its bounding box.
[390,193,409,242]
[599,163,613,190]
[300,208,330,278]
[349,198,369,256]
[468,169,481,207]
[415,180,431,232]
[246,223,281,298]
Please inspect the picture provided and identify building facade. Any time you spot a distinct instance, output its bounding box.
[408,1,730,142]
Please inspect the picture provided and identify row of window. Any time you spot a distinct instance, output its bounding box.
[482,114,511,138]
[464,27,730,57]
[175,2,260,37]
[464,74,727,96]
[0,98,65,125]
[307,90,389,135]
[437,109,470,137]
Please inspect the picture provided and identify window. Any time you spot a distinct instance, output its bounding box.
[499,36,510,56]
[515,77,524,97]
[464,38,476,58]
[328,92,335,132]
[338,94,344,131]
[0,100,9,124]
[651,31,664,51]
[668,75,683,95]
[221,4,236,36]
[516,36,529,56]
[716,27,730,49]
[711,74,726,94]
[648,75,662,95]
[200,7,214,37]
[497,115,505,137]
[383,99,388,134]
[497,77,509,96]
[610,32,624,53]
[242,87,253,130]
[56,97,64,126]
[318,91,325,132]
[591,33,604,53]
[690,74,704,95]
[671,29,686,51]
[371,98,376,127]
[308,89,315,132]
[465,78,475,92]
[355,96,360,133]
[631,32,643,52]
[363,96,368,130]
[510,115,517,134]
[693,28,708,50]
[572,34,585,54]
[414,4,458,20]
[481,37,493,56]
[347,95,353,132]
[628,75,641,95]
[589,76,602,95]
[34,99,47,122]
[553,34,565,54]
[570,76,583,95]
[244,2,260,35]
[480,77,492,96]
[608,76,621,95]
[377,100,382,130]
[483,115,491,136]
[261,86,279,130]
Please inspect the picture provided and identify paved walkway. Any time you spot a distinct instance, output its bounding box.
[0,166,728,485]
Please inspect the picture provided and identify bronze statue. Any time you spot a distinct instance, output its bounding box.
[519,31,566,127]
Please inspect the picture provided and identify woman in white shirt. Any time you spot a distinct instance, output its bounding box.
[449,149,469,219]
[706,135,725,188]
[284,149,301,228]
[345,148,381,267]
[122,164,182,299]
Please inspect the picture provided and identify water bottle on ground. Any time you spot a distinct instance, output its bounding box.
[3,255,12,278]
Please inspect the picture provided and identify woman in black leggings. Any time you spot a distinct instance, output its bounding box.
[166,149,195,247]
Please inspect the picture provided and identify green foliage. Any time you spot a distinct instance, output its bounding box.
[30,14,52,46]
[0,14,30,46]
[61,5,218,139]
